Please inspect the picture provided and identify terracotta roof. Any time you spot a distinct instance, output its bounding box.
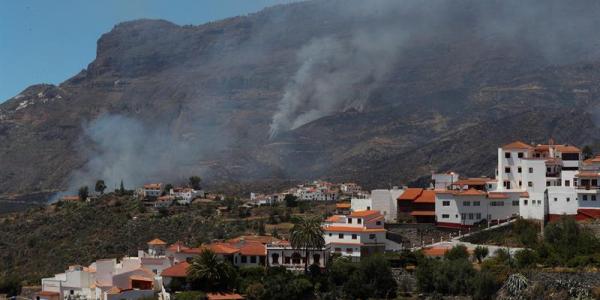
[555,144,581,153]
[584,155,600,164]
[455,189,487,196]
[422,246,451,257]
[225,235,280,245]
[106,287,121,295]
[502,141,533,150]
[161,262,189,277]
[487,192,509,199]
[349,210,380,217]
[206,293,244,300]
[143,183,162,189]
[335,202,351,209]
[129,275,153,281]
[323,226,385,233]
[413,190,436,204]
[204,243,239,255]
[576,172,600,178]
[325,215,345,223]
[38,291,60,296]
[398,188,423,201]
[239,242,266,256]
[410,210,435,216]
[167,241,190,252]
[147,238,167,245]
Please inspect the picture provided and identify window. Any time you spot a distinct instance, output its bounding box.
[442,214,449,219]
[152,269,157,274]
[524,200,528,205]
[583,195,588,201]
[505,152,511,158]
[334,248,342,253]
[565,180,570,187]
[348,218,352,224]
[537,200,541,205]
[357,218,362,224]
[546,181,550,187]
[442,201,450,206]
[346,248,353,254]
[473,201,480,206]
[518,167,522,173]
[70,291,74,295]
[251,256,257,263]
[313,254,320,265]
[376,221,381,225]
[463,201,471,206]
[468,213,474,220]
[519,181,522,187]
[366,206,370,210]
[512,200,519,206]
[593,195,597,201]
[329,233,332,237]
[461,213,466,220]
[352,234,357,240]
[338,234,344,239]
[505,167,511,173]
[369,234,376,239]
[528,181,533,187]
[476,213,482,219]
[567,197,570,202]
[518,152,524,158]
[241,256,247,263]
[272,253,280,264]
[529,167,533,173]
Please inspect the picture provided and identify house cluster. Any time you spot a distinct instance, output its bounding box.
[36,208,398,300]
[337,140,600,228]
[249,181,366,206]
[136,183,205,208]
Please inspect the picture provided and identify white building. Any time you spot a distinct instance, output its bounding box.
[322,210,386,261]
[140,183,162,199]
[170,187,203,205]
[266,240,330,271]
[433,140,600,227]
[350,188,403,223]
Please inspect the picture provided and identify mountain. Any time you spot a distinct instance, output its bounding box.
[2,0,600,201]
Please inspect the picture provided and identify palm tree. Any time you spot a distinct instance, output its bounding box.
[187,249,236,292]
[289,216,325,272]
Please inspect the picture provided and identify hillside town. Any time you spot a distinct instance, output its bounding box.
[27,140,600,300]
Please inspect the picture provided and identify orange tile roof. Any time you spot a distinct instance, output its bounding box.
[422,246,450,257]
[410,210,435,216]
[129,275,153,281]
[204,243,239,255]
[413,190,436,204]
[225,235,280,245]
[455,189,487,196]
[167,241,190,252]
[325,215,345,223]
[398,188,423,201]
[502,141,533,150]
[584,155,600,164]
[335,202,351,209]
[239,242,266,256]
[161,262,189,278]
[349,210,380,217]
[555,144,581,153]
[576,172,600,178]
[323,226,385,233]
[487,192,509,199]
[147,238,167,245]
[206,293,244,300]
[143,183,162,189]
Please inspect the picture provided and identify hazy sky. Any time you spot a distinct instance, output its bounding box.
[0,0,297,102]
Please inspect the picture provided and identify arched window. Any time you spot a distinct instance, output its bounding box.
[271,253,280,264]
[313,254,320,265]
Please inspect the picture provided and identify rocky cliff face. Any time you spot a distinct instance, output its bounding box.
[2,0,600,199]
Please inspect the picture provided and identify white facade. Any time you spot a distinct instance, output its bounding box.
[350,188,402,223]
[266,241,329,271]
[322,210,386,261]
[170,187,203,205]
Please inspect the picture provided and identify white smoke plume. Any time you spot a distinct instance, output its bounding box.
[269,27,408,138]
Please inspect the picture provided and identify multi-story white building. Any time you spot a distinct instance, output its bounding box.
[140,183,162,199]
[350,188,403,223]
[322,210,386,261]
[433,140,600,227]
